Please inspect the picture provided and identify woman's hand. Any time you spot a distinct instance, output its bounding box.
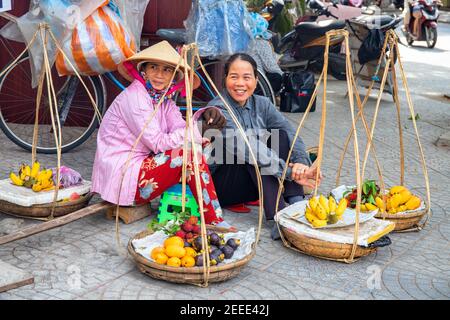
[288,163,323,189]
[202,108,227,131]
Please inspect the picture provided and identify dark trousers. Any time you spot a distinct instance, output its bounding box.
[212,130,303,220]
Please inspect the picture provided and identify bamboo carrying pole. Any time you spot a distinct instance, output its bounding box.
[1,23,102,223]
[274,29,365,263]
[114,44,264,287]
[358,30,431,231]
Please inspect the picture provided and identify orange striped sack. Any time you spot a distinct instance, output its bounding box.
[56,5,136,76]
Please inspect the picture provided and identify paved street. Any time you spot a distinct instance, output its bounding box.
[0,24,449,300]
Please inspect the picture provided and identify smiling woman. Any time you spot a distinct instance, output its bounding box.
[206,53,323,239]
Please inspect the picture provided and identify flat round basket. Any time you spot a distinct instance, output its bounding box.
[303,146,318,195]
[281,226,376,261]
[375,207,427,231]
[0,193,93,218]
[128,229,255,285]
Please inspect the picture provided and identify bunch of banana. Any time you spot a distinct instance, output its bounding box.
[374,186,421,214]
[305,195,347,228]
[9,161,54,192]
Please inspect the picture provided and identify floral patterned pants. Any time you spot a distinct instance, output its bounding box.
[134,147,223,225]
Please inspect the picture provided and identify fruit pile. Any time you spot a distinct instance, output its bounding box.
[151,232,241,268]
[174,216,202,242]
[343,179,380,212]
[9,162,54,192]
[304,195,347,228]
[375,186,421,214]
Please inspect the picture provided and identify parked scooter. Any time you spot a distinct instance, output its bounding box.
[403,0,440,48]
[277,0,348,80]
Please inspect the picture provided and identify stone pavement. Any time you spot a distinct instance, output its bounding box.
[0,36,449,300]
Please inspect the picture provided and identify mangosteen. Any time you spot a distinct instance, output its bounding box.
[212,249,225,262]
[209,249,224,266]
[226,238,241,250]
[208,245,219,253]
[195,254,204,266]
[208,232,221,246]
[192,236,204,251]
[220,245,235,259]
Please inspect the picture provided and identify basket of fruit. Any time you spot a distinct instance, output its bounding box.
[128,214,256,285]
[277,194,387,261]
[0,162,92,218]
[334,180,427,231]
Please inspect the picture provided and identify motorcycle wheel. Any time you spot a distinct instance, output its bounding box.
[425,27,437,49]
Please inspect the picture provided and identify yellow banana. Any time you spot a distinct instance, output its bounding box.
[311,219,327,228]
[359,204,367,212]
[32,182,43,192]
[390,193,403,209]
[390,185,406,195]
[319,195,330,214]
[335,198,347,216]
[399,190,412,205]
[24,165,31,177]
[405,196,421,210]
[398,205,407,212]
[375,197,386,213]
[305,209,317,224]
[10,172,24,186]
[30,161,40,178]
[309,197,318,211]
[365,203,378,211]
[328,196,337,213]
[315,203,328,220]
[19,163,27,180]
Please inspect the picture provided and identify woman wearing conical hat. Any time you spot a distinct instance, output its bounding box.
[91,41,231,228]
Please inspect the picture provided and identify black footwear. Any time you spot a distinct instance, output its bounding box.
[270,223,281,241]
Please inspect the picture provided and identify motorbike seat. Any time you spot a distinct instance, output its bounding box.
[156,29,186,44]
[294,20,346,36]
[355,15,396,29]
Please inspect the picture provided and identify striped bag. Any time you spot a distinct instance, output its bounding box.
[56,4,136,76]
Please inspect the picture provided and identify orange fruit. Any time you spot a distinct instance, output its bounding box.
[181,255,195,267]
[164,236,184,248]
[167,257,181,267]
[165,245,186,258]
[154,252,168,265]
[151,246,165,260]
[184,247,197,258]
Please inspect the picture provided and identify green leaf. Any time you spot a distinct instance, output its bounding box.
[408,113,420,121]
[368,194,375,205]
[362,183,369,195]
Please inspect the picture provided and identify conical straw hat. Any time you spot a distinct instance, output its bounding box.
[118,40,200,89]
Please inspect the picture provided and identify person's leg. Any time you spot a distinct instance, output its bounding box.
[212,164,259,207]
[185,153,227,225]
[266,72,283,95]
[135,148,226,225]
[412,7,422,37]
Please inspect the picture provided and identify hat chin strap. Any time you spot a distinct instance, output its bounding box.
[123,61,146,86]
[123,61,187,97]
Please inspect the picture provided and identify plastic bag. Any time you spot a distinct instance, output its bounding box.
[51,166,83,188]
[358,28,384,65]
[108,0,150,50]
[184,0,254,58]
[280,71,316,113]
[55,4,136,76]
[0,0,107,88]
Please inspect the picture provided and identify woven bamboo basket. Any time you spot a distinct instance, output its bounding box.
[375,207,427,231]
[0,193,93,218]
[281,227,376,260]
[128,229,256,285]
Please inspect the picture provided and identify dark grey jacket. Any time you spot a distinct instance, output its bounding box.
[206,91,311,180]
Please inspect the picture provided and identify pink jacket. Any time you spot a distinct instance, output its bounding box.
[91,79,206,205]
